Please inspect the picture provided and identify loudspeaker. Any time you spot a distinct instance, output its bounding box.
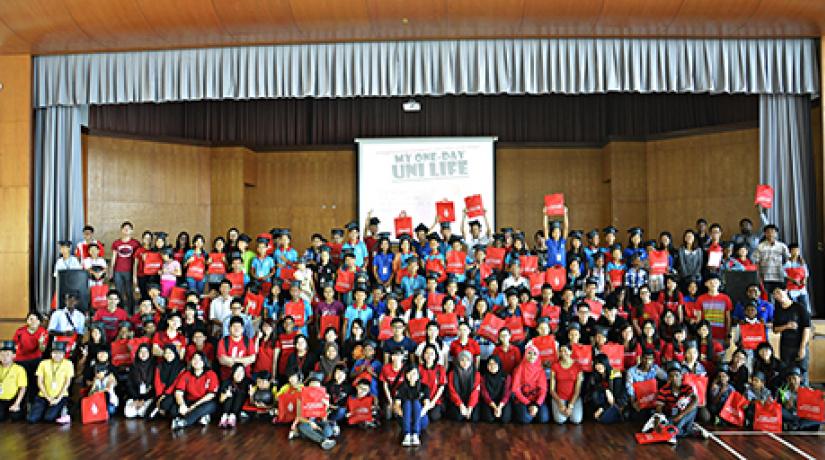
[57,269,90,312]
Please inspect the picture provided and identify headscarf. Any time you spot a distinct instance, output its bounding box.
[483,354,506,401]
[318,342,341,379]
[129,343,155,388]
[158,344,184,388]
[514,343,544,387]
[453,350,476,401]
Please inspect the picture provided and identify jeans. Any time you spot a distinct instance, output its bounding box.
[779,346,810,387]
[514,402,550,424]
[186,278,206,296]
[595,405,623,424]
[0,399,26,422]
[113,271,135,313]
[400,400,430,434]
[479,402,512,424]
[551,399,583,425]
[329,407,347,423]
[672,408,697,438]
[781,408,822,431]
[171,400,217,427]
[297,419,335,443]
[27,396,67,423]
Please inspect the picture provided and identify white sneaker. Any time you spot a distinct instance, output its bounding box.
[668,436,678,445]
[136,404,148,418]
[411,434,420,446]
[288,430,299,440]
[199,415,211,426]
[320,439,336,450]
[332,424,340,437]
[171,418,184,430]
[402,434,412,447]
[642,413,666,433]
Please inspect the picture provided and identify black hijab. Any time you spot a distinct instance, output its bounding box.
[158,344,184,387]
[483,355,506,401]
[129,343,155,386]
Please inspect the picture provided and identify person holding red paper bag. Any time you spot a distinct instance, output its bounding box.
[435,199,455,223]
[778,367,822,431]
[754,184,774,208]
[346,379,377,427]
[586,354,627,424]
[544,193,565,216]
[542,206,569,269]
[290,373,337,450]
[461,208,492,252]
[653,362,706,444]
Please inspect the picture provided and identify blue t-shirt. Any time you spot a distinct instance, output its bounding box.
[343,241,368,268]
[545,238,566,268]
[344,305,375,339]
[373,253,394,283]
[251,256,276,279]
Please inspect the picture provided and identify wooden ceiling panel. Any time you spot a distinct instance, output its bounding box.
[446,0,526,37]
[597,0,684,36]
[135,0,225,46]
[211,0,299,40]
[0,0,100,52]
[740,0,825,37]
[288,0,372,41]
[667,0,762,36]
[521,0,604,36]
[64,0,166,49]
[366,0,448,38]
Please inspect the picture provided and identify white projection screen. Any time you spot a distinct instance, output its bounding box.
[356,137,496,237]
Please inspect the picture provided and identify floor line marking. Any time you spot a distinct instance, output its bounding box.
[764,432,816,460]
[707,431,748,460]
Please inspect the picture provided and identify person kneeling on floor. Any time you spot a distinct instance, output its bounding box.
[647,362,708,444]
[28,341,73,424]
[0,340,27,422]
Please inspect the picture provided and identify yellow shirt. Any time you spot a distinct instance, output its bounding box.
[36,359,74,398]
[0,363,27,401]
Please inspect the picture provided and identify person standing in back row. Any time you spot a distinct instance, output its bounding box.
[111,221,141,314]
[771,286,812,386]
[752,222,789,295]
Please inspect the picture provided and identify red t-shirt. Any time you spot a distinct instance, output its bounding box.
[695,293,733,340]
[134,246,148,277]
[217,335,258,379]
[153,330,188,352]
[657,291,684,316]
[551,361,581,401]
[449,338,481,359]
[184,342,215,364]
[636,301,664,326]
[254,339,275,374]
[379,364,405,396]
[276,332,297,376]
[175,369,219,401]
[75,240,105,260]
[92,307,130,342]
[492,346,522,375]
[111,238,141,273]
[13,326,47,361]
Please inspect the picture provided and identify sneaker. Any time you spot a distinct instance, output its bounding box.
[667,436,678,445]
[691,423,709,440]
[288,430,299,440]
[228,414,236,428]
[320,439,336,450]
[171,418,185,430]
[199,415,211,426]
[642,413,666,433]
[411,434,420,446]
[402,434,412,447]
[218,414,228,428]
[332,424,340,437]
[55,415,71,425]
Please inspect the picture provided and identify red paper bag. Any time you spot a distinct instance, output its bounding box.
[519,255,539,275]
[276,391,300,423]
[648,250,668,275]
[797,387,825,422]
[301,386,328,419]
[110,339,133,367]
[347,396,374,425]
[785,266,806,291]
[754,184,774,209]
[683,373,708,407]
[284,301,306,326]
[436,200,455,223]
[52,334,77,354]
[504,316,526,343]
[521,301,538,328]
[318,315,340,339]
[207,252,226,275]
[529,272,545,297]
[427,292,446,314]
[408,318,429,343]
[602,343,625,371]
[280,267,296,290]
[541,305,561,329]
[143,252,162,276]
[544,193,565,216]
[486,248,505,271]
[226,272,245,297]
[633,379,659,409]
[446,251,466,274]
[608,269,624,288]
[244,292,264,318]
[720,390,748,427]
[545,267,566,291]
[167,286,186,311]
[464,194,484,218]
[425,258,446,283]
[81,392,109,424]
[479,313,505,342]
[532,335,557,365]
[378,316,394,341]
[753,400,783,432]
[334,269,355,293]
[572,344,592,372]
[89,284,108,309]
[436,313,459,337]
[740,323,766,350]
[635,425,678,444]
[394,212,413,237]
[186,258,205,281]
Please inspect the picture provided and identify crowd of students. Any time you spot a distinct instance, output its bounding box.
[1,204,822,449]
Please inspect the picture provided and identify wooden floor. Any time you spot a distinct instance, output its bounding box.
[1,418,822,460]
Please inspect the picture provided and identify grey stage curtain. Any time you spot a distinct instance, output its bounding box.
[33,106,86,313]
[759,95,819,314]
[33,38,819,107]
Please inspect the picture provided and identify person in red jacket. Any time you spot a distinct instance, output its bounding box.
[13,312,48,403]
[446,350,480,422]
[170,351,219,429]
[512,343,549,423]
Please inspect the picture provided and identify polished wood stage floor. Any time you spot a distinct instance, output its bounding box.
[1,418,822,459]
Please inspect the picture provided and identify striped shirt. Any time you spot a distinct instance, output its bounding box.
[752,240,790,282]
[656,382,695,416]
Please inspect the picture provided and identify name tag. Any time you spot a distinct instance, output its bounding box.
[140,383,147,394]
[51,381,59,392]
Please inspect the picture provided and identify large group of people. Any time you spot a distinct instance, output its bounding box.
[1,203,821,449]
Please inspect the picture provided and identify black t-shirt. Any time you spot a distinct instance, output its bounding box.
[395,381,431,403]
[773,302,811,350]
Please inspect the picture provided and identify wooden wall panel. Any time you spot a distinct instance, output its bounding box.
[246,150,356,247]
[604,141,648,234]
[0,54,31,321]
[210,147,246,240]
[86,135,212,245]
[496,147,607,239]
[645,129,761,239]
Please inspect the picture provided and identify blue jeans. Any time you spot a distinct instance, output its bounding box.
[514,402,550,424]
[329,406,347,423]
[551,399,583,425]
[27,396,67,423]
[298,419,335,443]
[113,271,135,313]
[186,278,206,295]
[596,405,623,424]
[672,408,697,438]
[400,400,429,434]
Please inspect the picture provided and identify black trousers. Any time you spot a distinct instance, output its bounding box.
[479,401,512,424]
[220,393,247,416]
[0,399,26,422]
